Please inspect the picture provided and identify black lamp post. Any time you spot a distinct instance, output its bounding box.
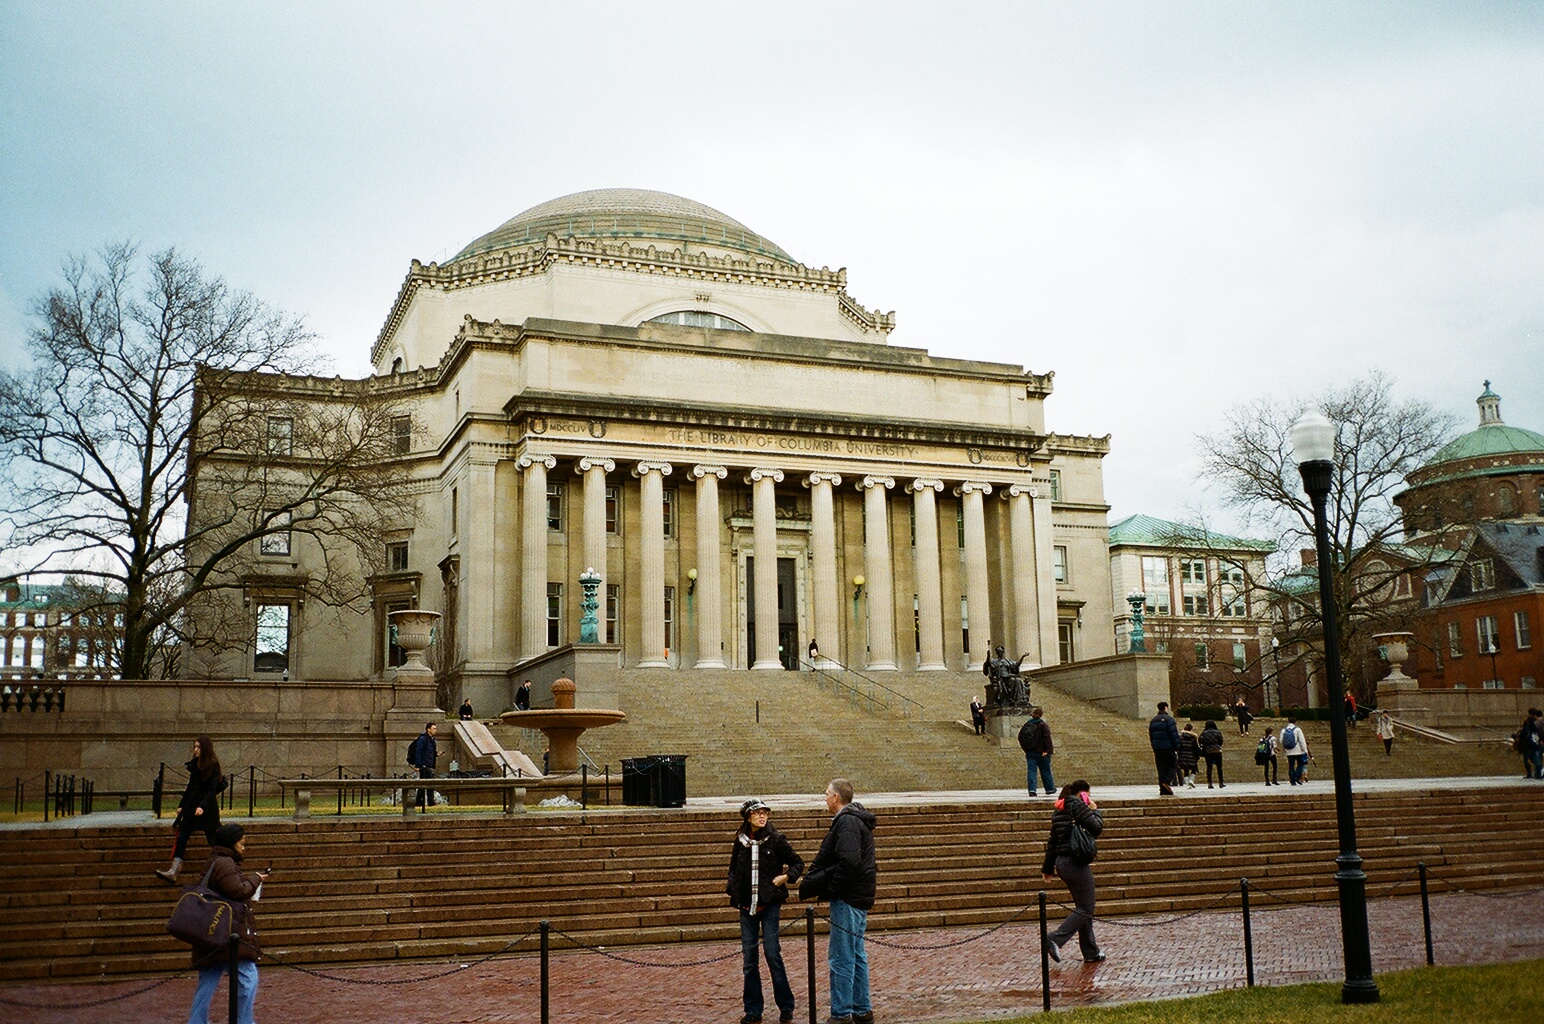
[1291,412,1379,1004]
[1486,638,1500,686]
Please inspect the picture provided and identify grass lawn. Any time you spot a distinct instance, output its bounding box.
[990,960,1544,1023]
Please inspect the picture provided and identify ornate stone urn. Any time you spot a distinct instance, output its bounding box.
[388,609,442,710]
[1372,631,1419,705]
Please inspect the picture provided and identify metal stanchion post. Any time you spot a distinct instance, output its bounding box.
[337,765,344,815]
[228,934,240,1023]
[1241,877,1255,987]
[581,764,588,809]
[249,765,256,818]
[1418,862,1434,966]
[154,762,165,818]
[1039,889,1050,1012]
[540,919,550,1024]
[43,769,50,823]
[806,906,817,1024]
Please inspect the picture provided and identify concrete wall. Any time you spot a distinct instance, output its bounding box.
[1026,652,1172,721]
[1377,678,1536,732]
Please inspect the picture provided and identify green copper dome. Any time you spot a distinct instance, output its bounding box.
[450,189,793,264]
[1426,381,1544,466]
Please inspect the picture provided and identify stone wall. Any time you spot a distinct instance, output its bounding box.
[1025,652,1172,721]
[1376,677,1535,732]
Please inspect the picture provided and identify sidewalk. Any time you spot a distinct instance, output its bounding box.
[4,877,1541,1022]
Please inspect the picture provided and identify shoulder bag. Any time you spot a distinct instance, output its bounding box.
[1065,816,1097,865]
[166,863,238,948]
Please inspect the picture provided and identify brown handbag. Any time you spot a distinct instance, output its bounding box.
[166,864,237,947]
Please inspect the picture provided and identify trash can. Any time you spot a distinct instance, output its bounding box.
[652,754,688,808]
[621,757,655,806]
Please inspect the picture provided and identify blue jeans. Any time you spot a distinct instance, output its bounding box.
[1525,749,1542,779]
[1287,754,1307,784]
[188,959,258,1024]
[1025,754,1054,795]
[740,905,795,1018]
[827,899,870,1019]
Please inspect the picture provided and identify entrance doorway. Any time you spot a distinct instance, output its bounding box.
[746,556,799,669]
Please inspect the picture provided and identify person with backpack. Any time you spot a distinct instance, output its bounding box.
[1280,717,1311,786]
[1515,708,1543,779]
[408,722,441,807]
[1255,727,1280,785]
[1177,722,1202,789]
[1198,720,1226,788]
[1018,706,1055,797]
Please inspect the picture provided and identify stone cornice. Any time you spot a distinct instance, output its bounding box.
[1045,433,1112,458]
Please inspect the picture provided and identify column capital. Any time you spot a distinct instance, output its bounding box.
[954,481,993,496]
[516,454,557,471]
[577,456,616,474]
[803,472,843,488]
[692,464,729,481]
[1002,482,1039,499]
[745,467,785,484]
[908,478,945,494]
[857,475,896,491]
[632,461,673,478]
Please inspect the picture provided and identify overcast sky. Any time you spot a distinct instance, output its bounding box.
[3,2,1541,531]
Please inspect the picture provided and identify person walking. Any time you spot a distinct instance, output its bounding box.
[1017,706,1055,796]
[184,823,269,1024]
[1374,710,1396,756]
[1280,717,1310,785]
[1344,691,1358,727]
[1515,708,1543,779]
[1148,701,1181,796]
[1177,722,1201,789]
[726,798,805,1024]
[1256,727,1280,785]
[156,736,227,883]
[1198,719,1226,788]
[1233,697,1252,735]
[408,722,441,807]
[969,696,986,737]
[1040,779,1105,964]
[799,779,877,1024]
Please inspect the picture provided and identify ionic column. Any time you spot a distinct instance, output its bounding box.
[804,472,843,668]
[858,476,897,671]
[955,481,993,671]
[1004,483,1042,664]
[1032,488,1060,666]
[517,454,556,662]
[633,461,673,668]
[692,465,729,668]
[909,479,946,670]
[578,457,615,622]
[747,468,785,670]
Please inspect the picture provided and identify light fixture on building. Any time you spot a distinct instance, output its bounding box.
[852,575,865,600]
[686,567,697,595]
[1291,411,1379,1004]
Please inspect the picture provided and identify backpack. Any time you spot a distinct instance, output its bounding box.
[1254,738,1270,766]
[1281,725,1300,752]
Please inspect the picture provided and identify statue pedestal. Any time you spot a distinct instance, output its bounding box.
[386,610,446,770]
[985,711,1029,747]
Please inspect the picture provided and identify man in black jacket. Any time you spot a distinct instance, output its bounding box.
[408,722,440,807]
[799,779,877,1024]
[1018,707,1055,796]
[1148,702,1181,796]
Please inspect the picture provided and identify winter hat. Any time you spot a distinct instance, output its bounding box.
[739,798,771,820]
[213,823,245,848]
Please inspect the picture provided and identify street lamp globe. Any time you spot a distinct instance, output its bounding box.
[1290,412,1336,464]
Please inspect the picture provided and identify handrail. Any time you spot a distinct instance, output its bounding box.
[801,658,924,719]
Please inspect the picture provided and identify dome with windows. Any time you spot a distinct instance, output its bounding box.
[1423,382,1544,470]
[450,188,793,265]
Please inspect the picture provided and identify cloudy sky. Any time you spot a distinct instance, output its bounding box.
[3,3,1540,529]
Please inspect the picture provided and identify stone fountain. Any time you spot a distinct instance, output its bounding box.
[500,678,625,774]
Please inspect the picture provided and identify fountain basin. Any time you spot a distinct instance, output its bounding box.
[500,678,625,774]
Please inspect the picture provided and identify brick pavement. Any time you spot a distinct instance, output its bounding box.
[4,887,1541,1024]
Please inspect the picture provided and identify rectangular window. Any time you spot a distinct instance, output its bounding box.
[605,486,619,534]
[1221,562,1246,587]
[259,510,291,556]
[1141,556,1170,615]
[1194,643,1209,669]
[663,586,675,656]
[387,541,410,573]
[254,603,290,673]
[957,508,965,549]
[1180,559,1208,584]
[1233,642,1247,670]
[1522,675,1537,689]
[390,415,412,456]
[606,584,619,645]
[1477,615,1499,655]
[913,595,921,653]
[1053,545,1068,584]
[1048,469,1062,502]
[1516,611,1532,650]
[546,483,565,532]
[1183,594,1209,616]
[266,416,293,456]
[1470,559,1495,591]
[384,600,410,668]
[1058,622,1074,663]
[32,611,47,628]
[1447,621,1463,657]
[960,595,969,654]
[1483,679,1505,690]
[662,488,677,539]
[546,583,563,648]
[909,505,917,547]
[451,488,458,536]
[1220,589,1247,617]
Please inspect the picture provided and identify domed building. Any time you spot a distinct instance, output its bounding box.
[186,189,1115,714]
[1395,382,1544,542]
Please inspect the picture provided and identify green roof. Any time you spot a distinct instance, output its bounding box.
[1427,424,1544,465]
[1107,514,1275,552]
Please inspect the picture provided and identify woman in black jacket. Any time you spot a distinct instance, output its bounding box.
[726,798,805,1024]
[1040,779,1105,964]
[156,736,227,883]
[1198,720,1226,788]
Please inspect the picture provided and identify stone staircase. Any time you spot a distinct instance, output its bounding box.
[2,785,1540,981]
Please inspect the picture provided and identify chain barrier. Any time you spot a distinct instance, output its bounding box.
[839,897,1043,950]
[265,923,542,984]
[548,925,743,967]
[1425,877,1544,900]
[0,946,227,1010]
[1045,880,1242,927]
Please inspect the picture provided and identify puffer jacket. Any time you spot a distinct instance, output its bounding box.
[1198,726,1225,755]
[726,822,805,912]
[1040,794,1104,874]
[190,844,263,965]
[1149,712,1181,752]
[799,803,877,910]
[1177,731,1201,772]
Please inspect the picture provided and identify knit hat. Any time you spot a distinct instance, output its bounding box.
[739,798,771,820]
[213,823,245,848]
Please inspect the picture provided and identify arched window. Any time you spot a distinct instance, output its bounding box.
[390,357,404,374]
[645,311,750,332]
[1496,483,1518,516]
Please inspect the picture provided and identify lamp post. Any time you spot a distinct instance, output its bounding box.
[1291,412,1379,1004]
[1267,636,1281,712]
[1126,591,1147,653]
[1486,637,1500,685]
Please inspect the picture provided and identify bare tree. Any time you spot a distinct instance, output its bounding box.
[1196,371,1455,701]
[0,245,414,679]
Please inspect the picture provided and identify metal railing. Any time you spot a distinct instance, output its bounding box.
[800,657,924,719]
